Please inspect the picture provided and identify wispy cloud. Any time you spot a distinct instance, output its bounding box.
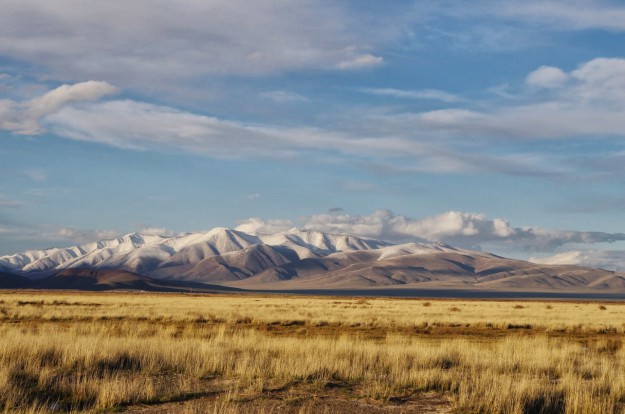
[139,227,175,237]
[364,58,625,141]
[4,57,624,183]
[261,91,309,103]
[0,197,22,208]
[0,81,117,135]
[361,88,464,103]
[23,170,47,182]
[0,0,387,89]
[495,0,625,32]
[337,53,384,70]
[0,222,122,255]
[53,227,121,244]
[414,1,625,52]
[44,98,564,178]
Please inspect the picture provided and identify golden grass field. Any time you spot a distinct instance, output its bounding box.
[1,291,625,413]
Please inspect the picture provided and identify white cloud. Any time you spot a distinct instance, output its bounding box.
[526,66,569,88]
[434,1,625,37]
[235,218,293,234]
[43,98,565,178]
[367,57,625,143]
[0,0,386,88]
[0,81,117,135]
[261,91,309,103]
[10,57,625,181]
[54,227,120,244]
[337,53,384,70]
[301,209,625,251]
[569,58,625,103]
[496,1,625,32]
[245,193,261,201]
[530,250,625,272]
[361,88,464,102]
[139,227,175,237]
[45,99,432,160]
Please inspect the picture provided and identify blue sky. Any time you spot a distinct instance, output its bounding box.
[2,0,625,269]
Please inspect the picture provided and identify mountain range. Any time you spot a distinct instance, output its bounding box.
[1,227,624,293]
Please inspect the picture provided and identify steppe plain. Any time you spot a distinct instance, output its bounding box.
[1,291,625,413]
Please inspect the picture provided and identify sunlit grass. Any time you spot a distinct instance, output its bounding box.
[1,291,624,413]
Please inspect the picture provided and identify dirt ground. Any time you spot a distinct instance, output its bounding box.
[124,382,452,413]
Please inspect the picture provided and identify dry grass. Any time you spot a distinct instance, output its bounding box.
[0,291,625,413]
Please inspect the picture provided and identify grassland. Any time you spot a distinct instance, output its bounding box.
[1,291,625,413]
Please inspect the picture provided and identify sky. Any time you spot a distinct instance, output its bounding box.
[1,0,625,270]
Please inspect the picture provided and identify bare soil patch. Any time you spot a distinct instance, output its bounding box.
[124,382,452,413]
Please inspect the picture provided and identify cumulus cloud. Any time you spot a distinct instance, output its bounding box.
[234,218,293,234]
[526,66,569,88]
[301,209,625,251]
[0,81,117,135]
[530,250,625,272]
[569,57,625,103]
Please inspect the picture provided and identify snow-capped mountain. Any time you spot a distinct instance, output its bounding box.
[2,227,625,292]
[0,227,391,276]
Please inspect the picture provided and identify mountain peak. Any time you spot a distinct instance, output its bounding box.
[0,227,389,275]
[2,227,623,293]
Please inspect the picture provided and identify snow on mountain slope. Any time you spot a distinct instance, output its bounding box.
[223,242,623,290]
[157,228,261,269]
[1,233,168,272]
[375,242,462,261]
[168,244,292,283]
[258,229,390,259]
[0,227,391,275]
[4,228,624,292]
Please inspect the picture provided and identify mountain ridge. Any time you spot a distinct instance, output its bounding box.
[1,228,623,293]
[0,228,390,275]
